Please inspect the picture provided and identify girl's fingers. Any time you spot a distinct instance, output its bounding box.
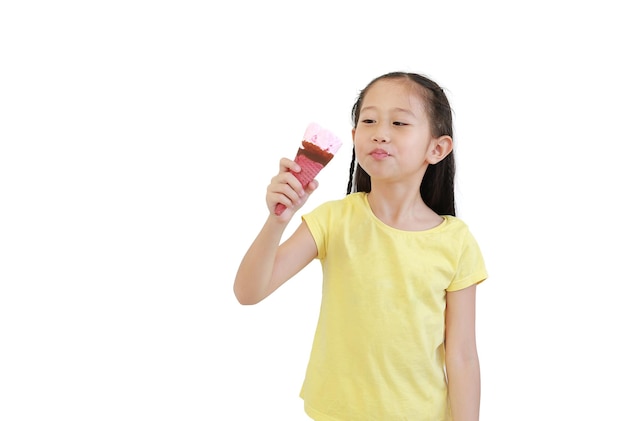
[267,158,315,217]
[273,163,305,197]
[279,157,301,174]
[304,179,318,194]
[268,180,300,206]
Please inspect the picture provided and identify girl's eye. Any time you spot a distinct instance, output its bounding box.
[393,121,407,126]
[361,119,375,124]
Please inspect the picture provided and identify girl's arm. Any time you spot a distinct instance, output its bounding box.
[445,284,480,421]
[233,158,319,305]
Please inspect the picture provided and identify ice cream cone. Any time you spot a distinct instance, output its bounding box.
[274,123,342,216]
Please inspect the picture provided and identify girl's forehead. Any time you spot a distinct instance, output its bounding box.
[363,79,428,111]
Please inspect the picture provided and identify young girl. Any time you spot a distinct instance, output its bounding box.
[234,71,488,421]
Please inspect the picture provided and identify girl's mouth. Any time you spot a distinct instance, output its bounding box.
[370,149,390,159]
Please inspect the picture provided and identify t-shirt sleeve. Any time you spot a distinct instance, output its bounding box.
[446,226,488,292]
[302,203,331,261]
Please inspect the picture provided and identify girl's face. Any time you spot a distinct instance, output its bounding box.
[352,78,446,186]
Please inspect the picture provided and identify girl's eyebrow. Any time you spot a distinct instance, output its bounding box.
[361,106,416,116]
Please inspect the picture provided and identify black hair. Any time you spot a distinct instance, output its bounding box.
[346,71,456,216]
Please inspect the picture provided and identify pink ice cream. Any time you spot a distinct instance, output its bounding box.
[274,122,342,215]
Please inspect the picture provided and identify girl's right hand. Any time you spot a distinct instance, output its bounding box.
[266,158,318,221]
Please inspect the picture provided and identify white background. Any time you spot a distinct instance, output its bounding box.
[1,1,625,420]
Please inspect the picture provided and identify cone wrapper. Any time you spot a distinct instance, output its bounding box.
[274,124,341,215]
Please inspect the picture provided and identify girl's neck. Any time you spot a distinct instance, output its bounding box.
[367,184,443,231]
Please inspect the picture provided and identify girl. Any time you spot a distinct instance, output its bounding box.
[234,71,487,420]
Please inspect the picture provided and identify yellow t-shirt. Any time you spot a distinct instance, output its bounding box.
[300,192,487,421]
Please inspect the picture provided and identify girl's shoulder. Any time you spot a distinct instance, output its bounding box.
[303,192,366,221]
[311,192,367,212]
[438,215,475,236]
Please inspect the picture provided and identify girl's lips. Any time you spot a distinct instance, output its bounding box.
[370,149,390,159]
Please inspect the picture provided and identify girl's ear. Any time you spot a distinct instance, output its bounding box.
[351,128,356,143]
[427,135,453,164]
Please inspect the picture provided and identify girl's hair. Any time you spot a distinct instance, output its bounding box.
[346,71,456,216]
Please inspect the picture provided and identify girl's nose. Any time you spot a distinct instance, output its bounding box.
[373,131,390,143]
[372,125,391,143]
